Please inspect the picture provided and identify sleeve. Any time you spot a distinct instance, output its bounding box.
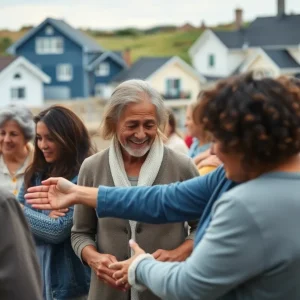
[96,167,226,223]
[71,158,98,262]
[0,191,42,300]
[133,197,265,300]
[18,182,73,244]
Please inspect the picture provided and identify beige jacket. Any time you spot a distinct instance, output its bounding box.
[71,147,199,300]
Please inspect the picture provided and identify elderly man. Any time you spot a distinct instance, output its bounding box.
[71,79,199,300]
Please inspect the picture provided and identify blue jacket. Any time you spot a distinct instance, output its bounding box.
[96,166,236,246]
[18,174,90,299]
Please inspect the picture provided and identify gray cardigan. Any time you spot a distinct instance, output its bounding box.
[71,147,199,300]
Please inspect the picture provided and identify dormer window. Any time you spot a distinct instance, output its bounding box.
[14,73,21,79]
[95,63,110,76]
[45,26,54,35]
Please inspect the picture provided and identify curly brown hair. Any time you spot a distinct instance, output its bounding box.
[194,73,300,169]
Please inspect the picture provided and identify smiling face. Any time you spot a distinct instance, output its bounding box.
[116,96,158,158]
[36,121,59,163]
[0,120,27,156]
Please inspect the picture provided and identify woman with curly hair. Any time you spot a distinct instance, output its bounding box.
[26,74,300,300]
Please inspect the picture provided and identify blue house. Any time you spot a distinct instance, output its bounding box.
[7,18,127,100]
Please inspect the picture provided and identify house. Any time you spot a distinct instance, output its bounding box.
[179,23,197,32]
[0,56,50,107]
[189,0,300,82]
[7,18,127,100]
[113,56,205,101]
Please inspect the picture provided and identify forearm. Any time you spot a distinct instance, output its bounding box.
[81,245,99,265]
[23,206,73,244]
[75,185,98,208]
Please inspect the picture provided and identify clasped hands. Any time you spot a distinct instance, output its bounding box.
[97,240,183,291]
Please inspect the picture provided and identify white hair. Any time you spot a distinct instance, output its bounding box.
[0,104,35,141]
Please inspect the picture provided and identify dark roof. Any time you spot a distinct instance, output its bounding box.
[0,56,16,72]
[213,14,300,49]
[264,49,300,68]
[8,18,103,54]
[213,30,247,48]
[113,56,171,82]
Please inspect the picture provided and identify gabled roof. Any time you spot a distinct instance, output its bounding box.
[213,30,247,49]
[0,56,51,83]
[87,51,127,71]
[113,56,172,82]
[7,18,104,55]
[212,14,300,50]
[263,49,300,69]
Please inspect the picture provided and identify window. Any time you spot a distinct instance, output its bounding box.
[56,64,73,81]
[35,37,63,54]
[95,63,110,76]
[11,87,25,100]
[166,78,181,98]
[13,73,21,79]
[45,26,54,35]
[95,84,106,97]
[208,54,215,68]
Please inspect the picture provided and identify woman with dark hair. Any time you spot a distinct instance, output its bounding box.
[26,75,300,299]
[164,109,189,155]
[19,105,93,300]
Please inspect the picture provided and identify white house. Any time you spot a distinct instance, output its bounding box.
[0,56,50,107]
[189,0,300,82]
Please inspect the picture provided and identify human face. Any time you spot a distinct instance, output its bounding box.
[185,106,201,138]
[0,120,27,155]
[116,98,158,158]
[36,121,59,163]
[211,140,247,182]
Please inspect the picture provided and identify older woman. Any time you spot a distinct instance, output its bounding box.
[70,80,199,300]
[26,74,300,300]
[0,104,34,195]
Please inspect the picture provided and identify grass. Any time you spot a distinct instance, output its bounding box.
[95,29,204,63]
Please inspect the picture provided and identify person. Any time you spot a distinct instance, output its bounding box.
[25,74,300,299]
[164,108,189,155]
[0,104,35,195]
[0,189,42,300]
[70,79,199,300]
[18,105,93,300]
[185,101,211,158]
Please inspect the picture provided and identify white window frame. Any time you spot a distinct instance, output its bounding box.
[95,62,110,76]
[45,26,54,35]
[11,87,26,100]
[35,37,64,54]
[56,64,73,82]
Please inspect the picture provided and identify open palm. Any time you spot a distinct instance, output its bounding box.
[25,177,77,210]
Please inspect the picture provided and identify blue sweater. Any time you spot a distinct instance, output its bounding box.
[18,175,90,299]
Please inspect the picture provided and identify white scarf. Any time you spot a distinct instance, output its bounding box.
[109,135,164,187]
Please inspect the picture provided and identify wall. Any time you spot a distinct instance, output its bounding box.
[148,61,201,102]
[246,55,280,77]
[227,50,246,74]
[0,64,44,107]
[288,48,300,65]
[192,32,229,77]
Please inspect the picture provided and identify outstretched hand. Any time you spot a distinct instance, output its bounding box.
[25,177,77,210]
[109,240,146,287]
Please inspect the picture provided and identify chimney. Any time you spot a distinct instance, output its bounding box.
[277,0,285,16]
[235,8,243,30]
[123,48,131,67]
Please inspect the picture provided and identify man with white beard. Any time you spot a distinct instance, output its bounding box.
[71,79,199,300]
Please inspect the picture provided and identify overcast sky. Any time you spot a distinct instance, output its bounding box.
[1,0,300,30]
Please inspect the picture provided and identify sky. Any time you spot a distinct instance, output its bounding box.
[0,0,300,31]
